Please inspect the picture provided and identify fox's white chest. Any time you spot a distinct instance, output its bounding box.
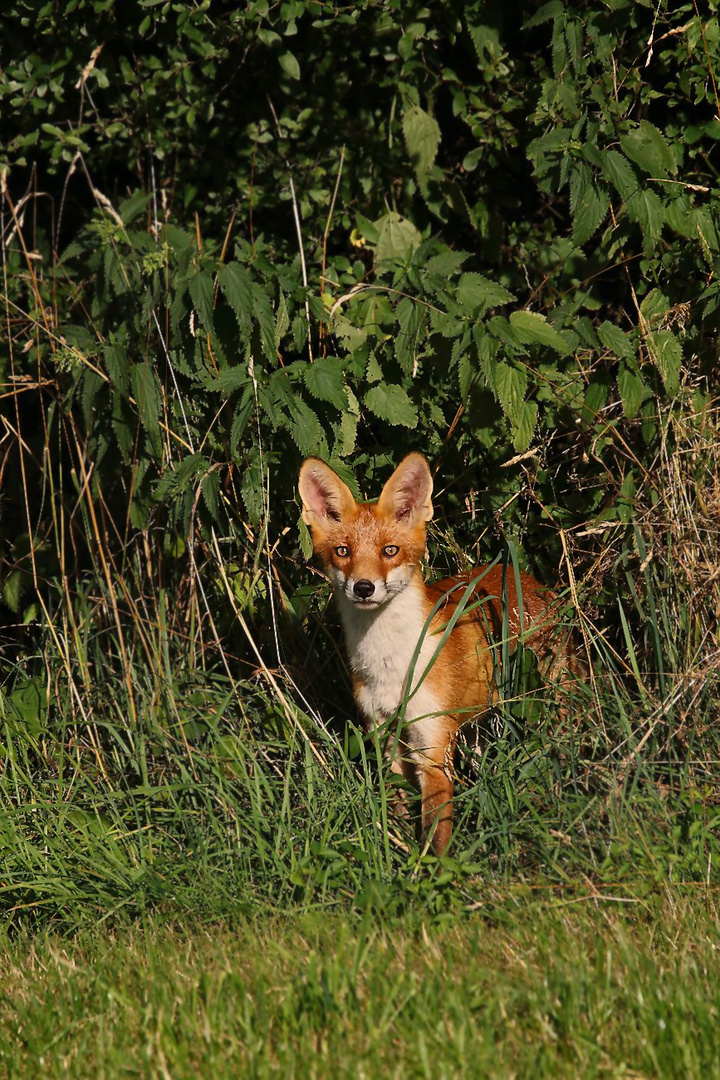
[338,583,442,732]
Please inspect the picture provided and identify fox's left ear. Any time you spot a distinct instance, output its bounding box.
[377,453,434,523]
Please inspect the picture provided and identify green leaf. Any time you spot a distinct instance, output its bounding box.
[354,213,380,245]
[487,315,523,349]
[303,356,348,409]
[581,379,609,428]
[512,399,538,451]
[253,286,277,364]
[241,456,264,524]
[570,165,609,246]
[509,310,569,353]
[205,366,250,393]
[131,361,162,454]
[430,311,466,340]
[364,384,418,427]
[626,189,665,255]
[523,1,564,29]
[694,208,720,257]
[275,290,290,347]
[335,397,359,457]
[617,472,636,525]
[493,361,527,427]
[601,150,638,202]
[118,190,152,225]
[457,346,474,403]
[597,321,634,359]
[279,51,301,80]
[155,452,206,504]
[81,369,103,430]
[230,390,254,453]
[374,212,422,265]
[646,330,682,394]
[620,121,676,178]
[366,352,383,383]
[569,161,591,217]
[564,17,583,70]
[395,298,423,375]
[617,361,650,419]
[218,263,253,337]
[468,22,501,59]
[7,678,45,734]
[188,271,215,330]
[2,570,23,613]
[286,397,328,456]
[112,396,134,460]
[201,470,220,521]
[457,272,515,311]
[402,105,441,181]
[551,15,567,77]
[665,195,698,240]
[104,341,130,392]
[332,314,368,355]
[292,313,309,353]
[425,250,469,277]
[639,288,670,325]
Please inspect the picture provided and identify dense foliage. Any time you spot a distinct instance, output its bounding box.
[1,0,719,933]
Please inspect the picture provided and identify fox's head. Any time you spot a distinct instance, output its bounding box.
[298,453,434,609]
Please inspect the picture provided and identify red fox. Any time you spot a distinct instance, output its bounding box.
[299,452,581,855]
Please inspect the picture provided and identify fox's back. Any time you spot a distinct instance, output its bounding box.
[427,564,555,639]
[421,564,561,724]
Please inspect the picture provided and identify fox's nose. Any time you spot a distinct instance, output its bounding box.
[353,579,375,600]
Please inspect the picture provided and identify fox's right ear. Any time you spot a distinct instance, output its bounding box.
[298,458,356,529]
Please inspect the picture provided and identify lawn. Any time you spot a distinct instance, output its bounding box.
[3,891,718,1079]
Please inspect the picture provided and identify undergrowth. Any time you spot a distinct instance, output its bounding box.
[2,402,719,933]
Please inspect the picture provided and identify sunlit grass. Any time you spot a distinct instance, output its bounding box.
[2,892,719,1079]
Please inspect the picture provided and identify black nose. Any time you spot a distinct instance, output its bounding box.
[353,579,375,599]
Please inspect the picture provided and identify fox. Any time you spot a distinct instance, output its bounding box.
[298,452,582,855]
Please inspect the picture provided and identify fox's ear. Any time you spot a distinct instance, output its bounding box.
[377,453,434,524]
[298,458,356,528]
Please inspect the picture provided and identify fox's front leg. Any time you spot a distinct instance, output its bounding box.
[410,725,456,856]
[417,760,454,854]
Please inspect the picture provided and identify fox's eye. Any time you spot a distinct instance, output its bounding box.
[334,545,350,558]
[382,545,399,557]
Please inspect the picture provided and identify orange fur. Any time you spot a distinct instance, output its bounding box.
[298,453,581,855]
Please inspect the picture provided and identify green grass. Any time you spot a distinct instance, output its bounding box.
[2,892,719,1078]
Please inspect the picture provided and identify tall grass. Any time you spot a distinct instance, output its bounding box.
[2,451,718,933]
